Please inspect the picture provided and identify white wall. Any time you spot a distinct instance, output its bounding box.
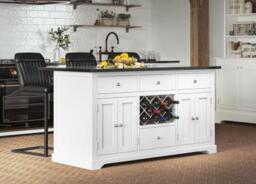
[0,0,152,60]
[0,0,191,62]
[151,0,190,65]
[209,0,225,63]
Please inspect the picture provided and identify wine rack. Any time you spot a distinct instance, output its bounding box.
[140,95,179,126]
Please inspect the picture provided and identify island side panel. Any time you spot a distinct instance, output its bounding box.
[53,71,95,169]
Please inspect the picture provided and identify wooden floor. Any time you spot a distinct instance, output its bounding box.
[0,123,256,184]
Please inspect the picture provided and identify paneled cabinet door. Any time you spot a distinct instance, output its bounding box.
[238,65,256,110]
[177,94,196,145]
[117,98,138,153]
[195,94,212,143]
[97,99,118,155]
[216,64,238,108]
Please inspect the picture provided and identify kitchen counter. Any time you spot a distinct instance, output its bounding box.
[40,65,221,72]
[52,65,220,170]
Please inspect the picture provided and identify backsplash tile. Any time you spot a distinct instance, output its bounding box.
[0,0,152,61]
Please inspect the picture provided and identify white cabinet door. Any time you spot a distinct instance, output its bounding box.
[118,97,138,153]
[216,64,238,108]
[195,94,212,143]
[97,99,118,155]
[177,94,196,145]
[238,65,256,110]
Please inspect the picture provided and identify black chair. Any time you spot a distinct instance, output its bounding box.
[12,53,53,157]
[108,52,140,61]
[66,52,97,67]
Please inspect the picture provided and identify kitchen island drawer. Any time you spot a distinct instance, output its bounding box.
[177,74,212,89]
[96,76,138,94]
[140,126,176,150]
[139,75,176,92]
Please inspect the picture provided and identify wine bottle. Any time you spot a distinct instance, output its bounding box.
[140,112,149,125]
[140,97,150,109]
[146,104,154,114]
[165,96,179,106]
[152,98,161,109]
[165,113,179,122]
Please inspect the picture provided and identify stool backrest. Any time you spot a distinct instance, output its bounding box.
[66,52,97,67]
[15,53,50,87]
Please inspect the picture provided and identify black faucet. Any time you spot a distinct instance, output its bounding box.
[105,32,119,53]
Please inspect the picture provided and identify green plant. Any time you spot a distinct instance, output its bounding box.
[49,27,71,51]
[101,10,115,19]
[117,13,131,20]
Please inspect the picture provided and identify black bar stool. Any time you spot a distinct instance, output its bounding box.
[66,52,97,67]
[12,53,53,157]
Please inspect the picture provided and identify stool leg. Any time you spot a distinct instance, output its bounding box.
[44,92,49,157]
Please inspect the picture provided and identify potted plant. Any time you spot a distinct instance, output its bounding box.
[100,10,115,26]
[117,13,131,27]
[49,26,71,63]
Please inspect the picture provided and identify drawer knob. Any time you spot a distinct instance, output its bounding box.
[196,117,199,120]
[157,136,162,140]
[193,80,197,84]
[157,81,161,85]
[192,117,195,121]
[116,82,121,87]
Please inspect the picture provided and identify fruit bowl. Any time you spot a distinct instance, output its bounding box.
[97,53,145,69]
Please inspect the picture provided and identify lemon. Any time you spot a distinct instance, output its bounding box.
[114,55,121,61]
[99,60,109,68]
[120,53,129,60]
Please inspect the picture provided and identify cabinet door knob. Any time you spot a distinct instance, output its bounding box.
[119,124,124,128]
[116,82,121,87]
[193,80,197,84]
[192,117,195,121]
[196,117,199,120]
[157,136,162,140]
[157,81,161,85]
[114,124,119,128]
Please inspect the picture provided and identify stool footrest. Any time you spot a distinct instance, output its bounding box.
[12,146,53,157]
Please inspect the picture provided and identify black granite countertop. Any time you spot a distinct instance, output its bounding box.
[40,65,221,73]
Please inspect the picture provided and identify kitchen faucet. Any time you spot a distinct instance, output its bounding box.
[105,32,119,53]
[98,32,120,62]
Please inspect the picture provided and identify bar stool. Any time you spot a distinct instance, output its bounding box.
[12,53,53,157]
[66,52,97,67]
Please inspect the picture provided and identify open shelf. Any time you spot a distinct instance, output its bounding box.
[225,35,256,38]
[70,1,142,11]
[226,13,256,17]
[224,0,256,58]
[0,0,69,5]
[70,24,141,32]
[0,0,141,11]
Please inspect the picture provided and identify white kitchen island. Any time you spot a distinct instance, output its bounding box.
[42,65,221,170]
